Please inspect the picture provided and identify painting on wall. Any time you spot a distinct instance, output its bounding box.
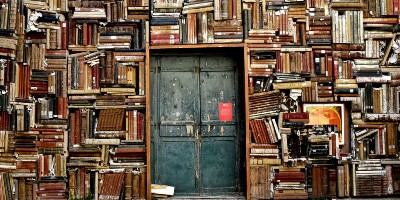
[302,103,346,145]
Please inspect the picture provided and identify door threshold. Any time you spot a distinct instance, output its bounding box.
[160,196,246,200]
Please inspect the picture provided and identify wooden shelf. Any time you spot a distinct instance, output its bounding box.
[149,43,244,49]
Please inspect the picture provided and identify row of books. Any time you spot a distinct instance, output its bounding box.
[68,2,149,199]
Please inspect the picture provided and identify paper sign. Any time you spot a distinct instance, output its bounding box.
[219,102,232,121]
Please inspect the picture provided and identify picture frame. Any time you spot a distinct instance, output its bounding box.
[302,103,347,146]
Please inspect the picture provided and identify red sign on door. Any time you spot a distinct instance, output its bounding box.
[219,102,232,121]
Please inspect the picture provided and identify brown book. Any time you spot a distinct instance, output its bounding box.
[273,81,311,89]
[312,167,322,198]
[75,109,81,146]
[55,154,61,176]
[337,165,345,197]
[328,168,337,197]
[150,33,180,40]
[125,170,133,199]
[68,169,77,198]
[69,111,76,147]
[18,178,26,200]
[363,113,400,121]
[105,51,114,84]
[390,79,400,87]
[258,119,269,144]
[250,165,260,199]
[79,167,85,198]
[80,109,88,144]
[132,171,140,198]
[387,123,398,155]
[333,50,366,58]
[274,192,308,199]
[36,141,64,148]
[249,120,260,143]
[16,161,36,169]
[92,64,100,89]
[332,43,365,51]
[139,170,146,199]
[115,146,146,153]
[321,167,329,196]
[151,38,180,45]
[390,72,400,79]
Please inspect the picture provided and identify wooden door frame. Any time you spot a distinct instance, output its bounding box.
[149,46,246,197]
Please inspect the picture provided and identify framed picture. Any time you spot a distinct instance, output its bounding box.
[302,103,346,145]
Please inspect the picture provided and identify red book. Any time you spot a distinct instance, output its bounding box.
[16,161,36,169]
[301,52,307,72]
[115,147,146,153]
[87,23,93,46]
[333,56,339,79]
[397,0,400,15]
[80,167,85,198]
[276,52,282,73]
[125,97,145,104]
[36,141,64,148]
[82,23,88,46]
[70,111,77,146]
[40,182,66,189]
[36,190,66,194]
[0,111,8,130]
[62,97,68,119]
[25,32,46,40]
[61,21,68,49]
[0,48,14,55]
[326,54,333,78]
[150,38,180,45]
[91,64,96,89]
[282,112,309,120]
[70,19,77,45]
[150,33,180,40]
[57,97,64,119]
[137,111,144,141]
[40,137,63,142]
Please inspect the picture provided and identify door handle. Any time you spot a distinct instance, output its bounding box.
[197,131,203,144]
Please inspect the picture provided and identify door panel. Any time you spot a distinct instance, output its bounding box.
[200,71,236,121]
[159,140,197,193]
[157,66,199,194]
[199,59,238,194]
[200,139,237,192]
[160,71,197,123]
[151,53,243,196]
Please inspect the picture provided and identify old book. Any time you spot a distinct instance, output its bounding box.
[273,81,311,89]
[282,113,309,122]
[125,169,133,199]
[363,113,400,121]
[85,138,121,145]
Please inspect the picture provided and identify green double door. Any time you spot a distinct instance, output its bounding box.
[151,51,244,196]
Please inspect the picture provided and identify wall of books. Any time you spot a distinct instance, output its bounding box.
[0,0,400,199]
[0,0,149,199]
[244,0,400,199]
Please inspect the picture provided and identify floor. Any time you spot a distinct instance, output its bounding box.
[160,196,400,200]
[163,196,245,200]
